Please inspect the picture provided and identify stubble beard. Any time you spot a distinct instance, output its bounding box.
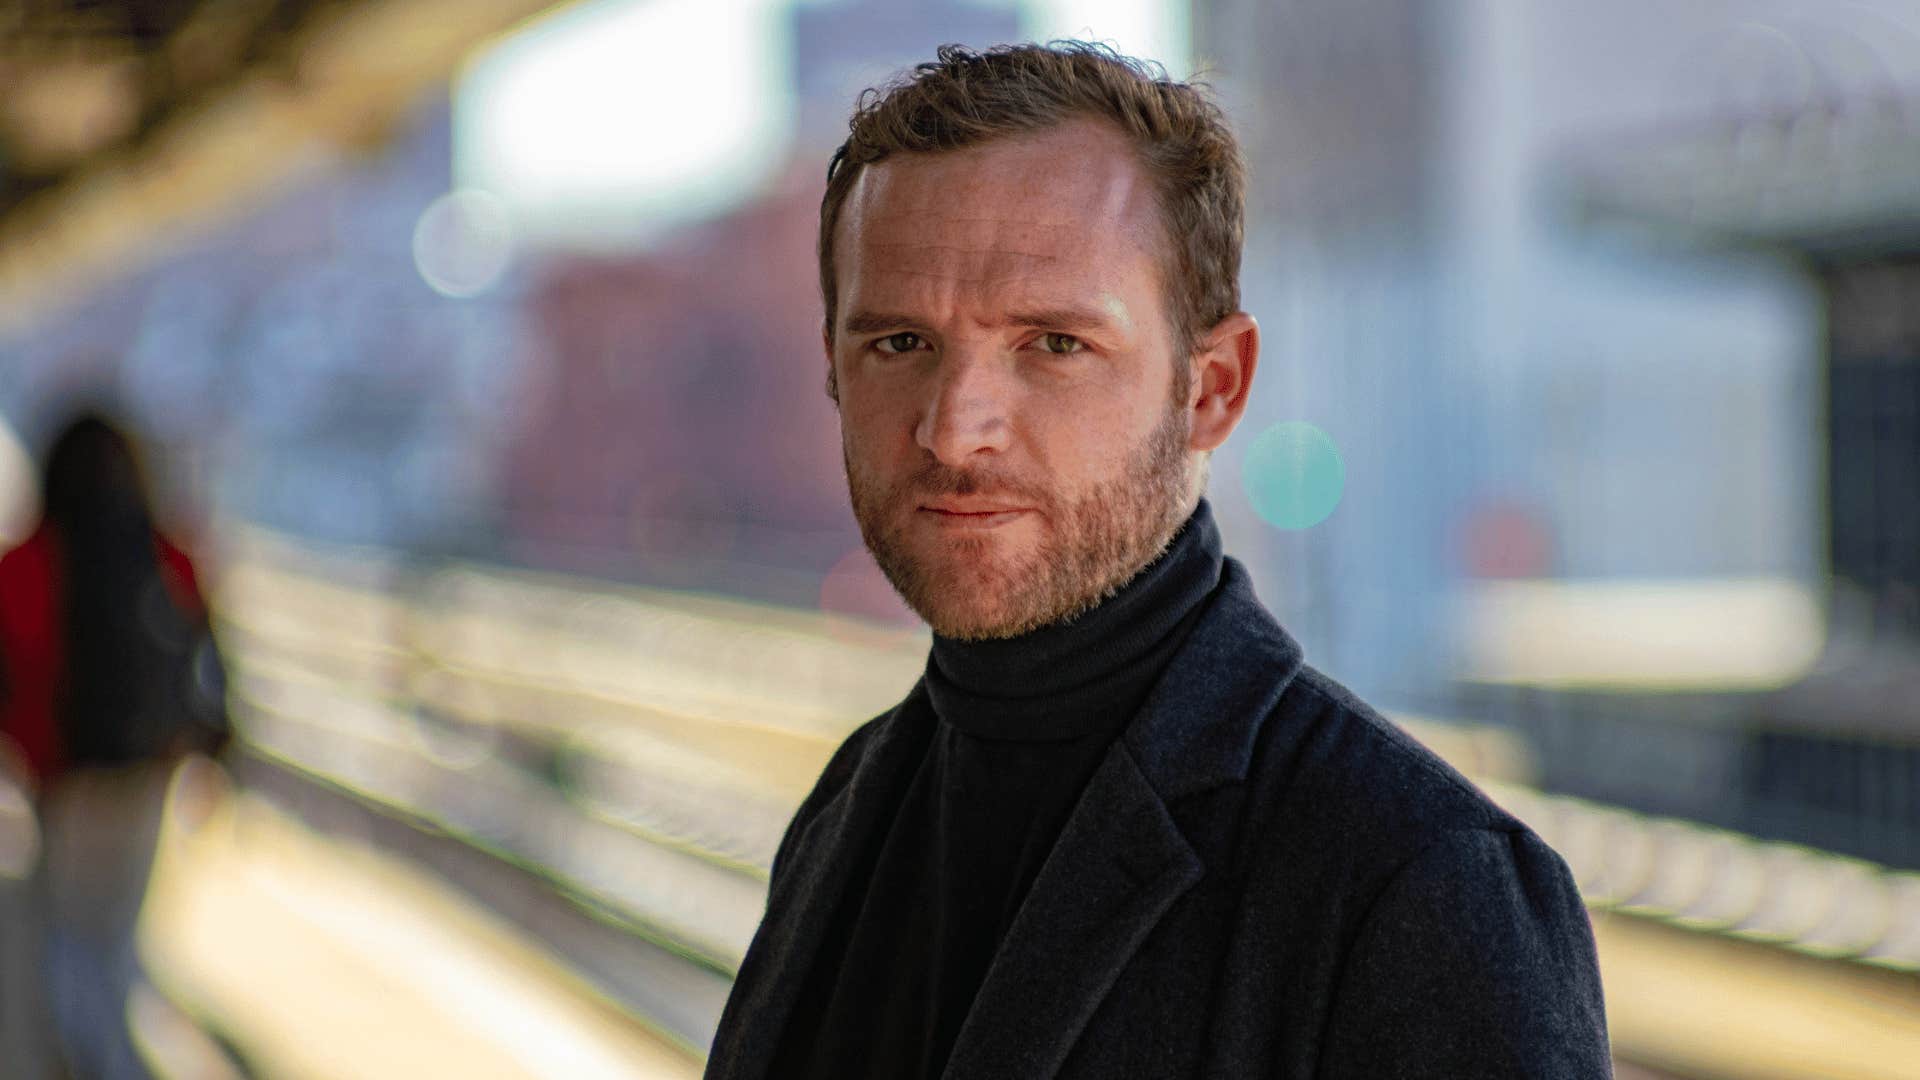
[845,400,1195,641]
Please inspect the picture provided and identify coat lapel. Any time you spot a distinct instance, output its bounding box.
[939,745,1201,1080]
[940,557,1305,1080]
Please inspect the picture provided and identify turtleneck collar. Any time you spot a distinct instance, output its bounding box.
[924,497,1225,742]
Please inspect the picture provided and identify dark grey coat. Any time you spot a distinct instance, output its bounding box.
[707,558,1612,1078]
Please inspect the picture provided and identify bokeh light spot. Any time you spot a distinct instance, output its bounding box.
[1241,421,1345,530]
[412,189,513,299]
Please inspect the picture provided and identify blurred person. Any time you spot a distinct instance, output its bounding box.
[707,43,1610,1079]
[0,412,229,1080]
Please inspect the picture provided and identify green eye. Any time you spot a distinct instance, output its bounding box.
[876,332,925,354]
[1040,333,1084,355]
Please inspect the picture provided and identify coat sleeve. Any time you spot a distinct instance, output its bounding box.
[1314,826,1613,1079]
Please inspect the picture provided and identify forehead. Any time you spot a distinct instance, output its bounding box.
[835,118,1164,317]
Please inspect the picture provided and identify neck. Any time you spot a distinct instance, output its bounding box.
[924,498,1224,740]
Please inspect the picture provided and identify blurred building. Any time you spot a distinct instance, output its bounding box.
[1475,3,1920,869]
[502,166,853,599]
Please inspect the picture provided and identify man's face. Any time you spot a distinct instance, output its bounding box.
[829,117,1197,640]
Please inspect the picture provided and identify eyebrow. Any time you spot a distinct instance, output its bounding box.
[839,306,1121,338]
[1004,307,1120,335]
[840,311,922,336]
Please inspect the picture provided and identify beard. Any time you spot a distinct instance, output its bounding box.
[845,398,1194,641]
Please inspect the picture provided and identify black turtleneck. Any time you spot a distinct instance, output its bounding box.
[769,499,1226,1079]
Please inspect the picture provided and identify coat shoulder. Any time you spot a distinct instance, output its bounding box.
[814,708,894,796]
[1254,662,1532,866]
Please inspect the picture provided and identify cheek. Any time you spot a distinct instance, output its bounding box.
[838,384,913,462]
[842,383,900,433]
[1018,384,1149,470]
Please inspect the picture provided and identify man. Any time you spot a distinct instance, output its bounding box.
[707,41,1611,1079]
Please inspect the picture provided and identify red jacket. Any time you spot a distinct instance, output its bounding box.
[0,522,204,784]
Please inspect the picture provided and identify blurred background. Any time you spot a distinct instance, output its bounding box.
[1,0,1918,1076]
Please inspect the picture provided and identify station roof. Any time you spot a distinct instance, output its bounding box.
[0,0,561,330]
[1563,98,1920,260]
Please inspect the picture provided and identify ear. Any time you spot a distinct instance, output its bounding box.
[1187,311,1258,452]
[823,322,839,405]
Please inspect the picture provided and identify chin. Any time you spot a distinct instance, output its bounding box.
[922,560,1091,641]
[887,542,1035,638]
[919,597,1048,640]
[920,606,1020,641]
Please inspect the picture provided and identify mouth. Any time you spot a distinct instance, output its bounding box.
[917,502,1033,529]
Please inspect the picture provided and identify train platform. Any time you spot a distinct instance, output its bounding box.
[137,766,700,1080]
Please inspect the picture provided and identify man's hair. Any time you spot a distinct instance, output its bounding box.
[819,41,1246,362]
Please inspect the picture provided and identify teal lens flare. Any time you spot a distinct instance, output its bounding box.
[1241,421,1345,530]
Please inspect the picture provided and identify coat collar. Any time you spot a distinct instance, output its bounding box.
[1124,557,1306,802]
[712,556,1305,1080]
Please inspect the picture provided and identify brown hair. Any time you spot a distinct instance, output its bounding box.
[819,41,1245,363]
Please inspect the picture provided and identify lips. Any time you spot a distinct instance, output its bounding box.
[921,499,1030,515]
[917,501,1032,529]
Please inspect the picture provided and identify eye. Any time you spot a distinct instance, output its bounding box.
[874,332,927,354]
[1036,333,1085,355]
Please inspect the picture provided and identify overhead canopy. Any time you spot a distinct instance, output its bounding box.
[1563,99,1920,259]
[0,0,565,332]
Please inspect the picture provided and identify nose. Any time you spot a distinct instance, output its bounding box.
[914,350,1011,467]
